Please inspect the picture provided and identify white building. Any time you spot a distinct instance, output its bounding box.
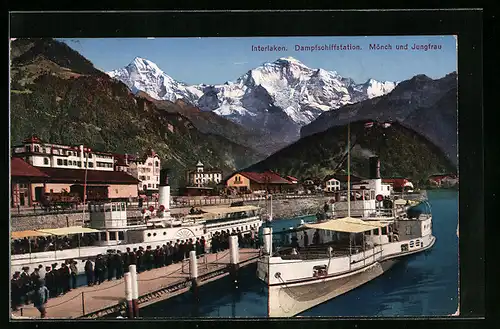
[11,136,115,171]
[186,161,222,187]
[324,177,341,192]
[114,149,161,194]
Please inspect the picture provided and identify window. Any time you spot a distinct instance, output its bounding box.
[163,232,166,235]
[143,185,147,190]
[366,230,371,235]
[44,158,49,165]
[89,162,94,168]
[147,233,151,237]
[155,161,159,167]
[148,184,151,188]
[153,233,157,236]
[381,227,387,235]
[88,154,92,158]
[387,186,390,191]
[78,161,81,167]
[118,232,124,240]
[63,159,68,166]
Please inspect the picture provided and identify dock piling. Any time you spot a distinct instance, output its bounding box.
[229,235,240,289]
[124,272,134,319]
[189,250,200,301]
[263,227,273,255]
[129,265,139,318]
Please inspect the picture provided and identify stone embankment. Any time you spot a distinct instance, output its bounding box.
[10,196,331,231]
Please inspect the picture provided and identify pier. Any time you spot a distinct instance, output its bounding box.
[11,248,260,319]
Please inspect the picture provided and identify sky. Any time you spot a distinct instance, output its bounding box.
[58,36,457,85]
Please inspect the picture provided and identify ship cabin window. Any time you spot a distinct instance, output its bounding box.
[373,228,379,235]
[153,233,157,236]
[118,231,124,240]
[147,233,152,237]
[163,232,167,235]
[381,227,388,235]
[100,232,107,241]
[365,230,371,235]
[370,191,375,200]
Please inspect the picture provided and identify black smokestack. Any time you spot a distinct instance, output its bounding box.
[369,156,380,179]
[160,169,170,187]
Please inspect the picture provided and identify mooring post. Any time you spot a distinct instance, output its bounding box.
[129,265,139,318]
[229,235,240,289]
[81,292,85,316]
[263,227,273,255]
[189,250,199,301]
[124,272,134,319]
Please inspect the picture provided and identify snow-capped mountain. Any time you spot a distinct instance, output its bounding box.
[107,57,204,104]
[107,56,397,144]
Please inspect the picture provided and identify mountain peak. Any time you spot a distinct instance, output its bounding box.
[274,56,307,67]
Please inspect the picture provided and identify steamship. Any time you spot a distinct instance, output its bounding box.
[256,127,436,317]
[11,170,263,275]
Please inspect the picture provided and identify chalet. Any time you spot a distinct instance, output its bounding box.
[285,176,299,184]
[323,175,341,192]
[428,174,458,187]
[225,171,293,194]
[382,178,414,192]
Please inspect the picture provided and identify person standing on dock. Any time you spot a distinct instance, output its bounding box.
[130,248,138,266]
[114,251,124,279]
[60,262,71,294]
[136,247,144,272]
[47,264,57,296]
[145,246,154,271]
[94,255,105,285]
[303,231,309,247]
[165,242,173,265]
[200,236,206,255]
[123,248,131,274]
[178,240,185,262]
[107,253,115,281]
[69,260,78,290]
[20,266,31,305]
[11,272,22,311]
[84,259,94,287]
[173,240,180,263]
[32,279,49,318]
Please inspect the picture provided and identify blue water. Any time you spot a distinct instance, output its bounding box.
[139,190,459,317]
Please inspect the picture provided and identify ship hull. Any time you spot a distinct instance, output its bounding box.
[268,259,398,317]
[266,235,436,317]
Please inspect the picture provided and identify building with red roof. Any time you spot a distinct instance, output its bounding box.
[225,171,293,194]
[10,158,140,208]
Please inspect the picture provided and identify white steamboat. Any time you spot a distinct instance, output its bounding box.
[11,170,263,275]
[256,127,436,317]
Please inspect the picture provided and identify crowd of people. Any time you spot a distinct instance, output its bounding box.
[11,229,261,315]
[11,259,79,313]
[11,234,98,255]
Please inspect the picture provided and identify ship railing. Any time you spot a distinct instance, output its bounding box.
[273,243,365,260]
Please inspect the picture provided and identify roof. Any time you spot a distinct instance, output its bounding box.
[303,217,391,234]
[11,158,49,179]
[37,226,100,236]
[238,171,292,185]
[201,205,260,215]
[38,167,140,184]
[11,230,51,239]
[286,176,299,181]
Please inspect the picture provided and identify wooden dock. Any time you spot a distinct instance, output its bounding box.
[11,248,261,319]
